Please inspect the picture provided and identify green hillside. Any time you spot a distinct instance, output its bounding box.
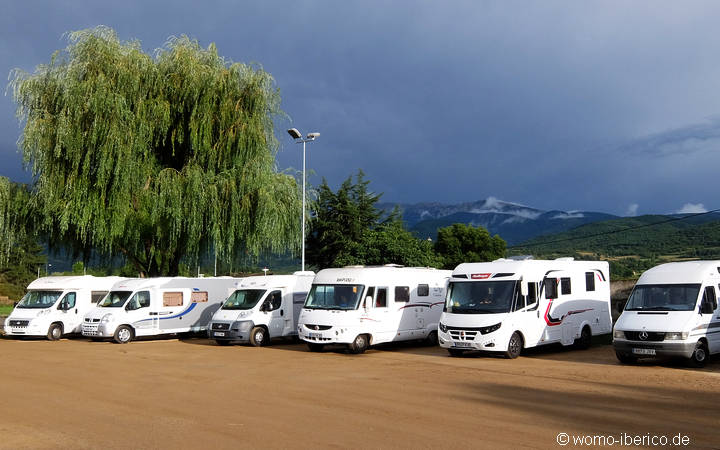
[508,215,720,279]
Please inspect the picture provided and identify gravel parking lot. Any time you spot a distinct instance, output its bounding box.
[0,337,717,449]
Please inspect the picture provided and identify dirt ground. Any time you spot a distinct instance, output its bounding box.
[0,337,717,449]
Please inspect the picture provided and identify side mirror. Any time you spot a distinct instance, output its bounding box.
[520,282,528,297]
[261,301,269,312]
[364,296,372,309]
[700,301,714,315]
[543,278,558,300]
[13,301,17,308]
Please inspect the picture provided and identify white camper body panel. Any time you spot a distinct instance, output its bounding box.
[438,259,611,356]
[82,277,242,342]
[4,276,127,339]
[208,271,315,345]
[298,266,451,352]
[613,261,720,364]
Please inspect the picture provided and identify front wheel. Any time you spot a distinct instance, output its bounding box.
[689,341,708,368]
[249,326,268,347]
[114,325,134,344]
[348,334,369,354]
[504,332,523,359]
[47,323,63,341]
[307,343,325,352]
[425,330,439,346]
[615,351,637,364]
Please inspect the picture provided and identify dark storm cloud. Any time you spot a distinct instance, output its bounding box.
[2,0,720,215]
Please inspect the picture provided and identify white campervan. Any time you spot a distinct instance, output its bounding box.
[613,261,720,367]
[208,271,315,346]
[438,258,611,358]
[4,276,127,340]
[82,277,241,343]
[298,265,451,353]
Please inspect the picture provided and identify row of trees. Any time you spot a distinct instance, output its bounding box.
[0,27,505,299]
[306,171,506,270]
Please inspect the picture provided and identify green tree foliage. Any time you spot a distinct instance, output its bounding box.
[0,235,46,302]
[9,27,300,276]
[306,171,438,268]
[434,223,506,269]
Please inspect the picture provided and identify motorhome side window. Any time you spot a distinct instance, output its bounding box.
[163,292,183,307]
[127,291,150,310]
[544,278,558,299]
[91,291,108,303]
[191,291,208,303]
[395,286,410,302]
[268,291,282,311]
[561,278,571,295]
[376,288,387,308]
[585,272,595,292]
[417,284,429,296]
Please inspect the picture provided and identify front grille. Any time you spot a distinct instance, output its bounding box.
[82,323,100,336]
[304,335,332,342]
[84,318,100,323]
[304,324,332,331]
[212,323,230,331]
[9,320,29,327]
[449,329,478,341]
[624,331,665,342]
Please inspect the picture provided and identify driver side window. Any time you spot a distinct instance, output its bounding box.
[267,291,282,311]
[126,291,151,311]
[58,292,76,310]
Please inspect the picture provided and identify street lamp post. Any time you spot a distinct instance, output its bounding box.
[287,128,320,272]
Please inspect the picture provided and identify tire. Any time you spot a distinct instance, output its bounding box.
[348,334,369,354]
[689,341,708,368]
[47,323,63,341]
[113,325,134,344]
[307,343,325,352]
[615,351,637,364]
[249,326,268,347]
[575,326,592,350]
[215,339,231,346]
[425,330,439,346]
[448,348,465,357]
[504,332,523,359]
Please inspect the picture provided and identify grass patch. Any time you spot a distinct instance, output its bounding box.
[0,304,14,316]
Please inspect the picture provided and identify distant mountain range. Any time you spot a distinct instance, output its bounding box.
[378,197,619,244]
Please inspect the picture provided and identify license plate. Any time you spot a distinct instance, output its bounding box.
[454,341,473,348]
[308,332,322,339]
[214,332,225,337]
[632,348,656,355]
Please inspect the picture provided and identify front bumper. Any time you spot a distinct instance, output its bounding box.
[207,321,251,342]
[298,325,352,345]
[438,327,505,351]
[81,321,116,338]
[4,319,48,336]
[613,339,696,359]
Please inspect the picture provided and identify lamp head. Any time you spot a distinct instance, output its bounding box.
[287,128,302,139]
[307,132,320,139]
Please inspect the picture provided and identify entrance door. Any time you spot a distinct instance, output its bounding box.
[58,291,78,333]
[369,287,393,343]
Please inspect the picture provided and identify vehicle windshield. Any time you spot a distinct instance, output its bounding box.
[98,291,132,308]
[16,291,62,309]
[625,284,701,312]
[304,284,364,310]
[446,281,517,314]
[222,289,266,310]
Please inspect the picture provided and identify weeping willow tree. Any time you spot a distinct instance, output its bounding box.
[9,26,301,276]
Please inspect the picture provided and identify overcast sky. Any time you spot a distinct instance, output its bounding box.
[2,1,720,216]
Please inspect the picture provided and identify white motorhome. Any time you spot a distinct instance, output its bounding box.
[613,261,720,367]
[438,258,612,358]
[207,271,315,346]
[82,277,241,343]
[4,276,127,340]
[298,265,451,353]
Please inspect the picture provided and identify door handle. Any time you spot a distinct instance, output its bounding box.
[75,309,78,314]
[280,309,284,317]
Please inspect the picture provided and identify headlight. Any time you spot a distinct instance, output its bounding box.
[613,329,624,339]
[665,332,688,340]
[480,322,501,335]
[101,313,114,323]
[235,311,250,319]
[439,322,448,333]
[37,309,51,317]
[234,321,253,332]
